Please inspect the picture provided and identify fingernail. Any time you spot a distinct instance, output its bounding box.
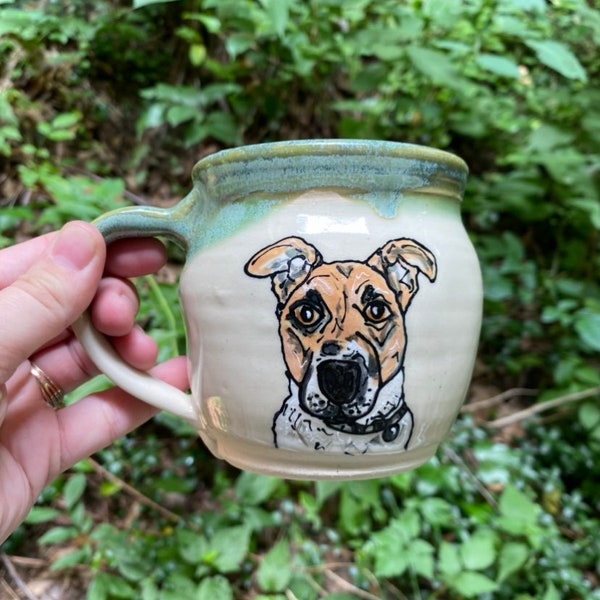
[50,222,99,271]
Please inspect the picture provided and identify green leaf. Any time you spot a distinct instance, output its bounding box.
[373,547,408,578]
[526,40,587,82]
[177,529,209,565]
[526,124,574,154]
[258,0,292,38]
[189,43,207,66]
[89,573,134,600]
[369,511,421,577]
[51,111,80,129]
[408,539,435,578]
[439,542,462,577]
[406,46,465,89]
[507,0,546,10]
[257,540,293,592]
[460,529,498,571]
[87,575,108,600]
[24,506,60,524]
[498,542,529,582]
[354,25,418,60]
[235,472,282,506]
[542,583,561,600]
[159,573,197,599]
[497,485,540,535]
[315,480,343,506]
[574,309,600,351]
[184,13,221,34]
[578,402,600,432]
[38,526,79,545]
[419,497,456,527]
[476,53,521,78]
[38,124,76,142]
[50,547,90,571]
[225,32,255,58]
[208,525,252,573]
[197,575,233,600]
[571,198,600,230]
[64,473,87,510]
[449,571,499,597]
[204,111,240,145]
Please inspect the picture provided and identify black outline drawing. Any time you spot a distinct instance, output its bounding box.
[244,236,437,454]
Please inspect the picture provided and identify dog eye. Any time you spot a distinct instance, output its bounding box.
[291,303,322,326]
[364,300,391,323]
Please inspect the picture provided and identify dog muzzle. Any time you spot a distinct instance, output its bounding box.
[313,359,409,442]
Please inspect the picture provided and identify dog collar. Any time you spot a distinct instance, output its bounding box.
[323,402,411,442]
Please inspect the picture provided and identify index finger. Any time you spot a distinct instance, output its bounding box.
[104,238,168,278]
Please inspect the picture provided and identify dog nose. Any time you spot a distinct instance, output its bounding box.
[322,341,341,356]
[317,360,362,405]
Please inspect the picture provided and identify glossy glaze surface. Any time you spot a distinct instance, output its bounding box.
[75,140,482,480]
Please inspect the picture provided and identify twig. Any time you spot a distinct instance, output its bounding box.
[304,572,327,596]
[323,569,383,600]
[87,458,181,524]
[461,388,538,413]
[0,552,38,600]
[4,556,46,569]
[0,48,25,93]
[485,386,600,429]
[441,444,499,511]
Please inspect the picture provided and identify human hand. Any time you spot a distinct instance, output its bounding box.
[0,221,189,543]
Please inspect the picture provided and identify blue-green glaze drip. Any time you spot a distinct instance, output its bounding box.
[92,140,467,257]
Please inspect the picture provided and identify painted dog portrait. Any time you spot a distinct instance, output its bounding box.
[244,236,437,454]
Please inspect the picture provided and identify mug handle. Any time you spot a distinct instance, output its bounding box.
[71,193,198,425]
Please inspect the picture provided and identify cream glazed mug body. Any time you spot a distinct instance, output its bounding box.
[73,140,483,481]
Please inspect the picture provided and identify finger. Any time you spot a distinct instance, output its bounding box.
[27,325,160,400]
[0,234,167,288]
[57,356,189,474]
[104,238,167,278]
[0,222,106,384]
[110,327,159,371]
[90,277,140,337]
[27,275,143,351]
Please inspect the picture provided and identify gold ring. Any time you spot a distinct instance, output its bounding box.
[0,383,7,422]
[30,363,65,410]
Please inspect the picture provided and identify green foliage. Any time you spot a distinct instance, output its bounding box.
[2,1,600,598]
[2,0,598,391]
[7,417,598,599]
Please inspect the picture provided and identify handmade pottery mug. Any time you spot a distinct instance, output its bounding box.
[73,140,482,480]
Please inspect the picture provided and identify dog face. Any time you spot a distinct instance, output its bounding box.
[280,260,407,422]
[245,236,436,427]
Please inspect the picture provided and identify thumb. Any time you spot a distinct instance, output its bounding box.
[0,222,106,383]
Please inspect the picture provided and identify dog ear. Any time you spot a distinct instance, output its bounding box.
[367,238,437,311]
[244,236,322,306]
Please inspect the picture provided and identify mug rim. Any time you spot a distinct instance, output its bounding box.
[194,138,468,175]
[191,139,469,205]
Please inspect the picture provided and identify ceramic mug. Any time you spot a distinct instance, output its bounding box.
[73,140,482,481]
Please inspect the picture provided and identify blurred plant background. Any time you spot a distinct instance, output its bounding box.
[0,0,599,598]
